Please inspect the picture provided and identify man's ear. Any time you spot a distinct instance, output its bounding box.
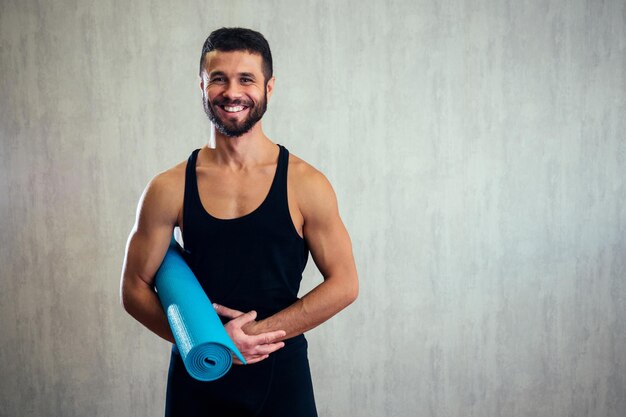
[266,76,275,99]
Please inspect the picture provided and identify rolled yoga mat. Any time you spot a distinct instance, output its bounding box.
[155,237,246,381]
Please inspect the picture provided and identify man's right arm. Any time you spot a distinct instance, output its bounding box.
[120,172,181,344]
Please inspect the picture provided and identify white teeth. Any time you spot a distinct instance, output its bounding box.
[224,105,245,112]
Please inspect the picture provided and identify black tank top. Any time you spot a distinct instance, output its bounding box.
[181,145,309,322]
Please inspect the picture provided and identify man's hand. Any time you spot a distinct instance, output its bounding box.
[214,304,286,365]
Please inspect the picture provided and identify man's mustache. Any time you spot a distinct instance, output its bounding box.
[212,97,254,107]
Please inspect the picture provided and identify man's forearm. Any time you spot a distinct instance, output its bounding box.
[121,280,175,344]
[245,275,358,340]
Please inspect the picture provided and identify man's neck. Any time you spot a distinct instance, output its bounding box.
[206,123,276,168]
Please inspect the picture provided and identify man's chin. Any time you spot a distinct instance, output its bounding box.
[215,123,252,138]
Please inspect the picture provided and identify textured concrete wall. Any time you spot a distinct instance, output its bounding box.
[1,1,625,416]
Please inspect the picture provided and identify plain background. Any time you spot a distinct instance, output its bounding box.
[1,1,625,416]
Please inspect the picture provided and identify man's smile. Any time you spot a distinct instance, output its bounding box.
[221,105,247,113]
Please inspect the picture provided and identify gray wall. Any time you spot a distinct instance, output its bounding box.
[1,1,624,416]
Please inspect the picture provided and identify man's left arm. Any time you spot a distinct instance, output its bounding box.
[215,169,358,340]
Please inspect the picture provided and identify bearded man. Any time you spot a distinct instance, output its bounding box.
[120,27,358,417]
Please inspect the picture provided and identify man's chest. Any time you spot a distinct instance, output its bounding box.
[195,166,276,220]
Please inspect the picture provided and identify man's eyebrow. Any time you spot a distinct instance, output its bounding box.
[208,71,256,79]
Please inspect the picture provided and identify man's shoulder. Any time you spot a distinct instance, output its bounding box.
[152,159,185,184]
[287,150,325,179]
[143,158,187,204]
[287,151,336,205]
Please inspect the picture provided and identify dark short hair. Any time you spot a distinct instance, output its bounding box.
[199,27,273,83]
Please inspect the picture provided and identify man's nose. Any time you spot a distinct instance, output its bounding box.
[222,81,243,99]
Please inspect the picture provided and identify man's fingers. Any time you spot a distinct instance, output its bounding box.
[213,303,244,319]
[231,310,257,326]
[232,353,270,366]
[241,355,269,365]
[249,330,286,346]
[253,341,285,355]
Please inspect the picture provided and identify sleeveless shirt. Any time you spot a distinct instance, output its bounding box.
[181,145,309,322]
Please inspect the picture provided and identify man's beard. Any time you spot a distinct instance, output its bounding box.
[203,92,267,137]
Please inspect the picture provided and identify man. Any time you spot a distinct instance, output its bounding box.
[120,27,358,417]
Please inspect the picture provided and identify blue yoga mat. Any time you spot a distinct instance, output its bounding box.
[155,237,246,381]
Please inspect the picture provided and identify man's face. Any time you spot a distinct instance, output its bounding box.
[201,50,273,137]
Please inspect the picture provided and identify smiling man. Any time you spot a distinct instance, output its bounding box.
[120,27,358,417]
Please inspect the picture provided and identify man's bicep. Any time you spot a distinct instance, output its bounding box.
[123,178,178,288]
[301,174,356,280]
[125,227,171,288]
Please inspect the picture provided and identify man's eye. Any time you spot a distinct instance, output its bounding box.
[241,78,253,83]
[211,77,225,83]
